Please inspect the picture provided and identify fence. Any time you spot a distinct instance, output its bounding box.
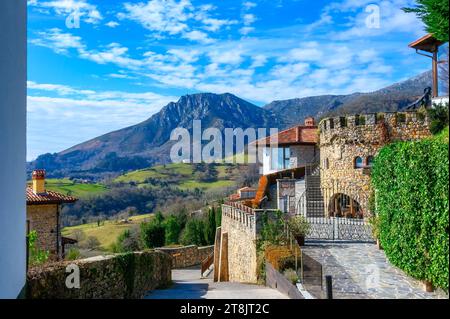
[306,217,374,242]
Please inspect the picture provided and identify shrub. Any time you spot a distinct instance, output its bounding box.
[27,230,49,266]
[286,215,310,237]
[371,131,449,290]
[111,229,141,253]
[65,248,81,260]
[283,269,299,285]
[140,220,165,249]
[258,210,286,248]
[264,245,301,272]
[428,103,449,135]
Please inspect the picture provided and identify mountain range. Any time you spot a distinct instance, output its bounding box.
[29,71,431,178]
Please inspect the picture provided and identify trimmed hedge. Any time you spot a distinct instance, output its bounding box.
[371,129,449,291]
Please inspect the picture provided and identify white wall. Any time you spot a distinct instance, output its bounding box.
[0,0,27,299]
[262,145,317,175]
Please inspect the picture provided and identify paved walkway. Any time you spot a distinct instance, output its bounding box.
[302,241,448,299]
[144,267,288,299]
[144,268,288,299]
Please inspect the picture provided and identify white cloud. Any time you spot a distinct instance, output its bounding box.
[183,30,214,44]
[27,82,177,159]
[243,13,257,26]
[119,0,238,43]
[242,1,257,10]
[119,0,192,35]
[79,43,143,69]
[239,27,255,36]
[208,49,244,65]
[28,0,103,24]
[29,28,84,54]
[105,21,120,28]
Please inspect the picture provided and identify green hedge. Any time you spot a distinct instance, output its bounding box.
[371,129,449,291]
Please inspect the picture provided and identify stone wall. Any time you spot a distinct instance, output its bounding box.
[155,245,214,269]
[220,204,258,283]
[26,250,172,299]
[27,204,59,257]
[319,111,431,216]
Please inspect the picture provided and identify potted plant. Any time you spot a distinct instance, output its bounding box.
[287,215,310,246]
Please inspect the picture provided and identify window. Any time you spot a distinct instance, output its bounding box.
[323,158,329,169]
[354,156,364,169]
[270,147,290,171]
[366,156,374,167]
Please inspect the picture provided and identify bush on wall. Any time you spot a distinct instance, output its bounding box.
[371,129,449,291]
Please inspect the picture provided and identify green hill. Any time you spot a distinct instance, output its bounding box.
[62,213,153,251]
[28,178,108,199]
[114,162,248,191]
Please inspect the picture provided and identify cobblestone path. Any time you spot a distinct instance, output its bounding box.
[302,242,448,299]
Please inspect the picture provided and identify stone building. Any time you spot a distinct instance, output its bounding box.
[319,111,431,218]
[26,170,78,260]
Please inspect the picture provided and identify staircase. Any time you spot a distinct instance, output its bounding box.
[302,163,325,217]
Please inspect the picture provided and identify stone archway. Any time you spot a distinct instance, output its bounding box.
[328,193,363,219]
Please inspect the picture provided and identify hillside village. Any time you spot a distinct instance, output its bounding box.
[20,32,449,300]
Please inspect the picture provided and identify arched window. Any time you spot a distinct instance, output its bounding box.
[366,156,374,167]
[354,156,364,169]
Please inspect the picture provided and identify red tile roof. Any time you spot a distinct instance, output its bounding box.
[26,187,78,205]
[254,125,318,146]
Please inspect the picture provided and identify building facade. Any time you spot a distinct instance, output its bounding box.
[26,170,78,260]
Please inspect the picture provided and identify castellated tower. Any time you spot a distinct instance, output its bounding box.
[318,110,431,218]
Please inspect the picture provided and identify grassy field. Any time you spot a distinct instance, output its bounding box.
[62,213,153,251]
[114,162,245,191]
[29,178,108,199]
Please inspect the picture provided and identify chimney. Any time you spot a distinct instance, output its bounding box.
[305,117,315,126]
[32,170,46,194]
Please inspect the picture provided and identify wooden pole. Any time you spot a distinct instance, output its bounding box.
[432,49,439,98]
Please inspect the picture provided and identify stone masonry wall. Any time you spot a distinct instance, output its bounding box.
[221,204,258,283]
[27,204,59,257]
[319,111,431,216]
[155,245,214,269]
[26,250,172,299]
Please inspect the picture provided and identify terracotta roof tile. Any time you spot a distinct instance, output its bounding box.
[26,187,78,205]
[254,125,318,146]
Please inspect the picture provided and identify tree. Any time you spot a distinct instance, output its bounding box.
[164,215,182,245]
[111,228,141,253]
[154,211,165,225]
[140,220,165,248]
[180,218,207,246]
[404,0,449,41]
[204,207,216,244]
[215,205,222,228]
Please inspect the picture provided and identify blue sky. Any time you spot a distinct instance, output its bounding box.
[27,0,430,160]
